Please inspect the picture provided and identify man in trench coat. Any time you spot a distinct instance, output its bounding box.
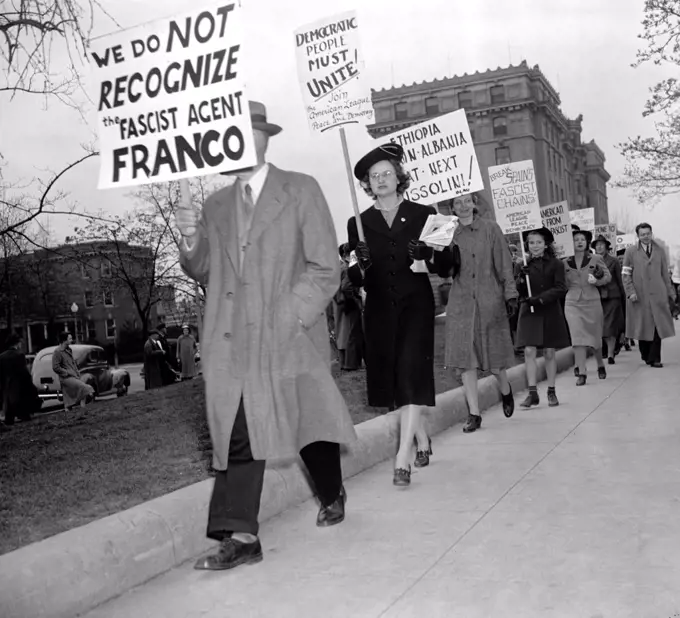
[622,222,676,367]
[0,333,40,428]
[177,101,356,572]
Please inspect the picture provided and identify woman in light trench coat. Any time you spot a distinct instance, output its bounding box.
[439,192,518,434]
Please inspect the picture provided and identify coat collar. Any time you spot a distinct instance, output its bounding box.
[362,199,417,237]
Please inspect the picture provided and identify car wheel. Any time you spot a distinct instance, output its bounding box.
[117,386,128,397]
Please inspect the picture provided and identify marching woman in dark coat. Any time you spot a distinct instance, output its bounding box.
[592,234,626,364]
[347,143,454,487]
[515,228,569,408]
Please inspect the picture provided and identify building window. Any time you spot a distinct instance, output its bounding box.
[394,102,408,120]
[84,290,94,308]
[490,85,505,104]
[469,128,475,141]
[75,320,84,342]
[103,290,114,307]
[86,320,97,341]
[550,181,555,201]
[101,260,112,277]
[560,187,565,201]
[106,318,116,339]
[547,145,552,169]
[80,263,89,278]
[425,96,439,116]
[492,117,507,137]
[458,90,473,108]
[495,147,511,165]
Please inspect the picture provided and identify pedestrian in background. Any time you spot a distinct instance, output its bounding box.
[0,333,40,428]
[622,222,676,368]
[564,229,611,385]
[348,142,454,486]
[143,330,166,390]
[514,228,569,408]
[592,235,626,364]
[441,192,518,434]
[52,332,94,411]
[333,243,364,372]
[176,325,198,380]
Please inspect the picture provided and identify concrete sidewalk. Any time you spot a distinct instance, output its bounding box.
[83,336,680,618]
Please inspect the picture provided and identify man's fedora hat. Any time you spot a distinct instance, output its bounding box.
[353,143,404,180]
[249,101,282,136]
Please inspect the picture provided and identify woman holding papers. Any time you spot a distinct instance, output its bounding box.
[514,227,569,408]
[439,192,518,434]
[347,143,456,487]
[563,229,611,385]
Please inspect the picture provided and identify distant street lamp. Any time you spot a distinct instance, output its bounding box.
[71,303,79,342]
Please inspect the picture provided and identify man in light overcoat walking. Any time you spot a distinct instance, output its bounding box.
[176,101,356,572]
[622,222,676,367]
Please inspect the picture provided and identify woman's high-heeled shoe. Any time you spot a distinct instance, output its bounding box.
[413,437,433,468]
[393,466,411,486]
[576,375,587,386]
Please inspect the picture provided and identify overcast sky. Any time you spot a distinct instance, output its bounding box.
[3,0,678,253]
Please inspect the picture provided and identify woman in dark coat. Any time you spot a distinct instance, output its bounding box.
[347,143,453,487]
[143,331,166,390]
[333,244,364,371]
[515,227,569,408]
[0,334,40,426]
[592,235,626,364]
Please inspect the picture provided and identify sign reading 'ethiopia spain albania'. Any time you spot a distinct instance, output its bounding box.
[89,2,256,189]
[386,109,484,203]
[294,11,374,134]
[488,159,542,235]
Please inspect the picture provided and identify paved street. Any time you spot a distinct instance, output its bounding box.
[82,331,680,618]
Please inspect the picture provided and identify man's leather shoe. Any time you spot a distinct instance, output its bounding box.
[650,362,664,368]
[317,486,346,527]
[194,537,263,571]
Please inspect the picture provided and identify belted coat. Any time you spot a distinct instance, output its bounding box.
[180,165,356,471]
[622,241,676,340]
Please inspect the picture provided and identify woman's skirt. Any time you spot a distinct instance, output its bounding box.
[564,299,604,347]
[601,298,625,338]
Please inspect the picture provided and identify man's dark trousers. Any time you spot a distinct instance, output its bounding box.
[207,398,343,539]
[639,328,662,365]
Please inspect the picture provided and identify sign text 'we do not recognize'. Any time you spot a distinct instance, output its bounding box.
[387,109,484,203]
[294,11,374,134]
[90,2,255,188]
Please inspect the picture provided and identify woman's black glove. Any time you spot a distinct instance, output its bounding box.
[524,296,542,307]
[506,298,519,317]
[408,240,434,261]
[354,241,371,270]
[519,264,531,277]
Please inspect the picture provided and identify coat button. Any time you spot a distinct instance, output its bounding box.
[223,333,231,340]
[226,292,233,298]
[389,271,395,276]
[390,255,396,260]
[391,241,397,247]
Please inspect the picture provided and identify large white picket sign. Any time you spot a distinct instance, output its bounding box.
[90,2,255,189]
[488,160,542,235]
[294,11,374,134]
[569,207,595,230]
[385,109,483,204]
[540,201,574,258]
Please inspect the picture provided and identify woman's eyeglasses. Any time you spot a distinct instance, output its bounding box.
[369,170,394,180]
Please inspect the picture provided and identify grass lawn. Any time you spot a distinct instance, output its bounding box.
[0,321,520,556]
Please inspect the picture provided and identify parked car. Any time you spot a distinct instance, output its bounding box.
[32,344,130,403]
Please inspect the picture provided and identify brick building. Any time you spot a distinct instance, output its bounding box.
[0,240,163,354]
[368,60,611,225]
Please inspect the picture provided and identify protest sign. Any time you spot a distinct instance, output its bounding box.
[294,11,374,134]
[540,201,574,258]
[488,160,542,235]
[385,109,483,204]
[569,207,595,230]
[616,233,636,252]
[89,2,255,189]
[593,223,617,247]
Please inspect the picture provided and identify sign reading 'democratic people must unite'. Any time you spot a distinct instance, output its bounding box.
[540,201,574,258]
[294,11,374,134]
[488,160,542,235]
[386,109,484,203]
[569,207,595,230]
[89,3,256,189]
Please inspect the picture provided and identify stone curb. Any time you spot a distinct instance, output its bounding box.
[0,349,574,618]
